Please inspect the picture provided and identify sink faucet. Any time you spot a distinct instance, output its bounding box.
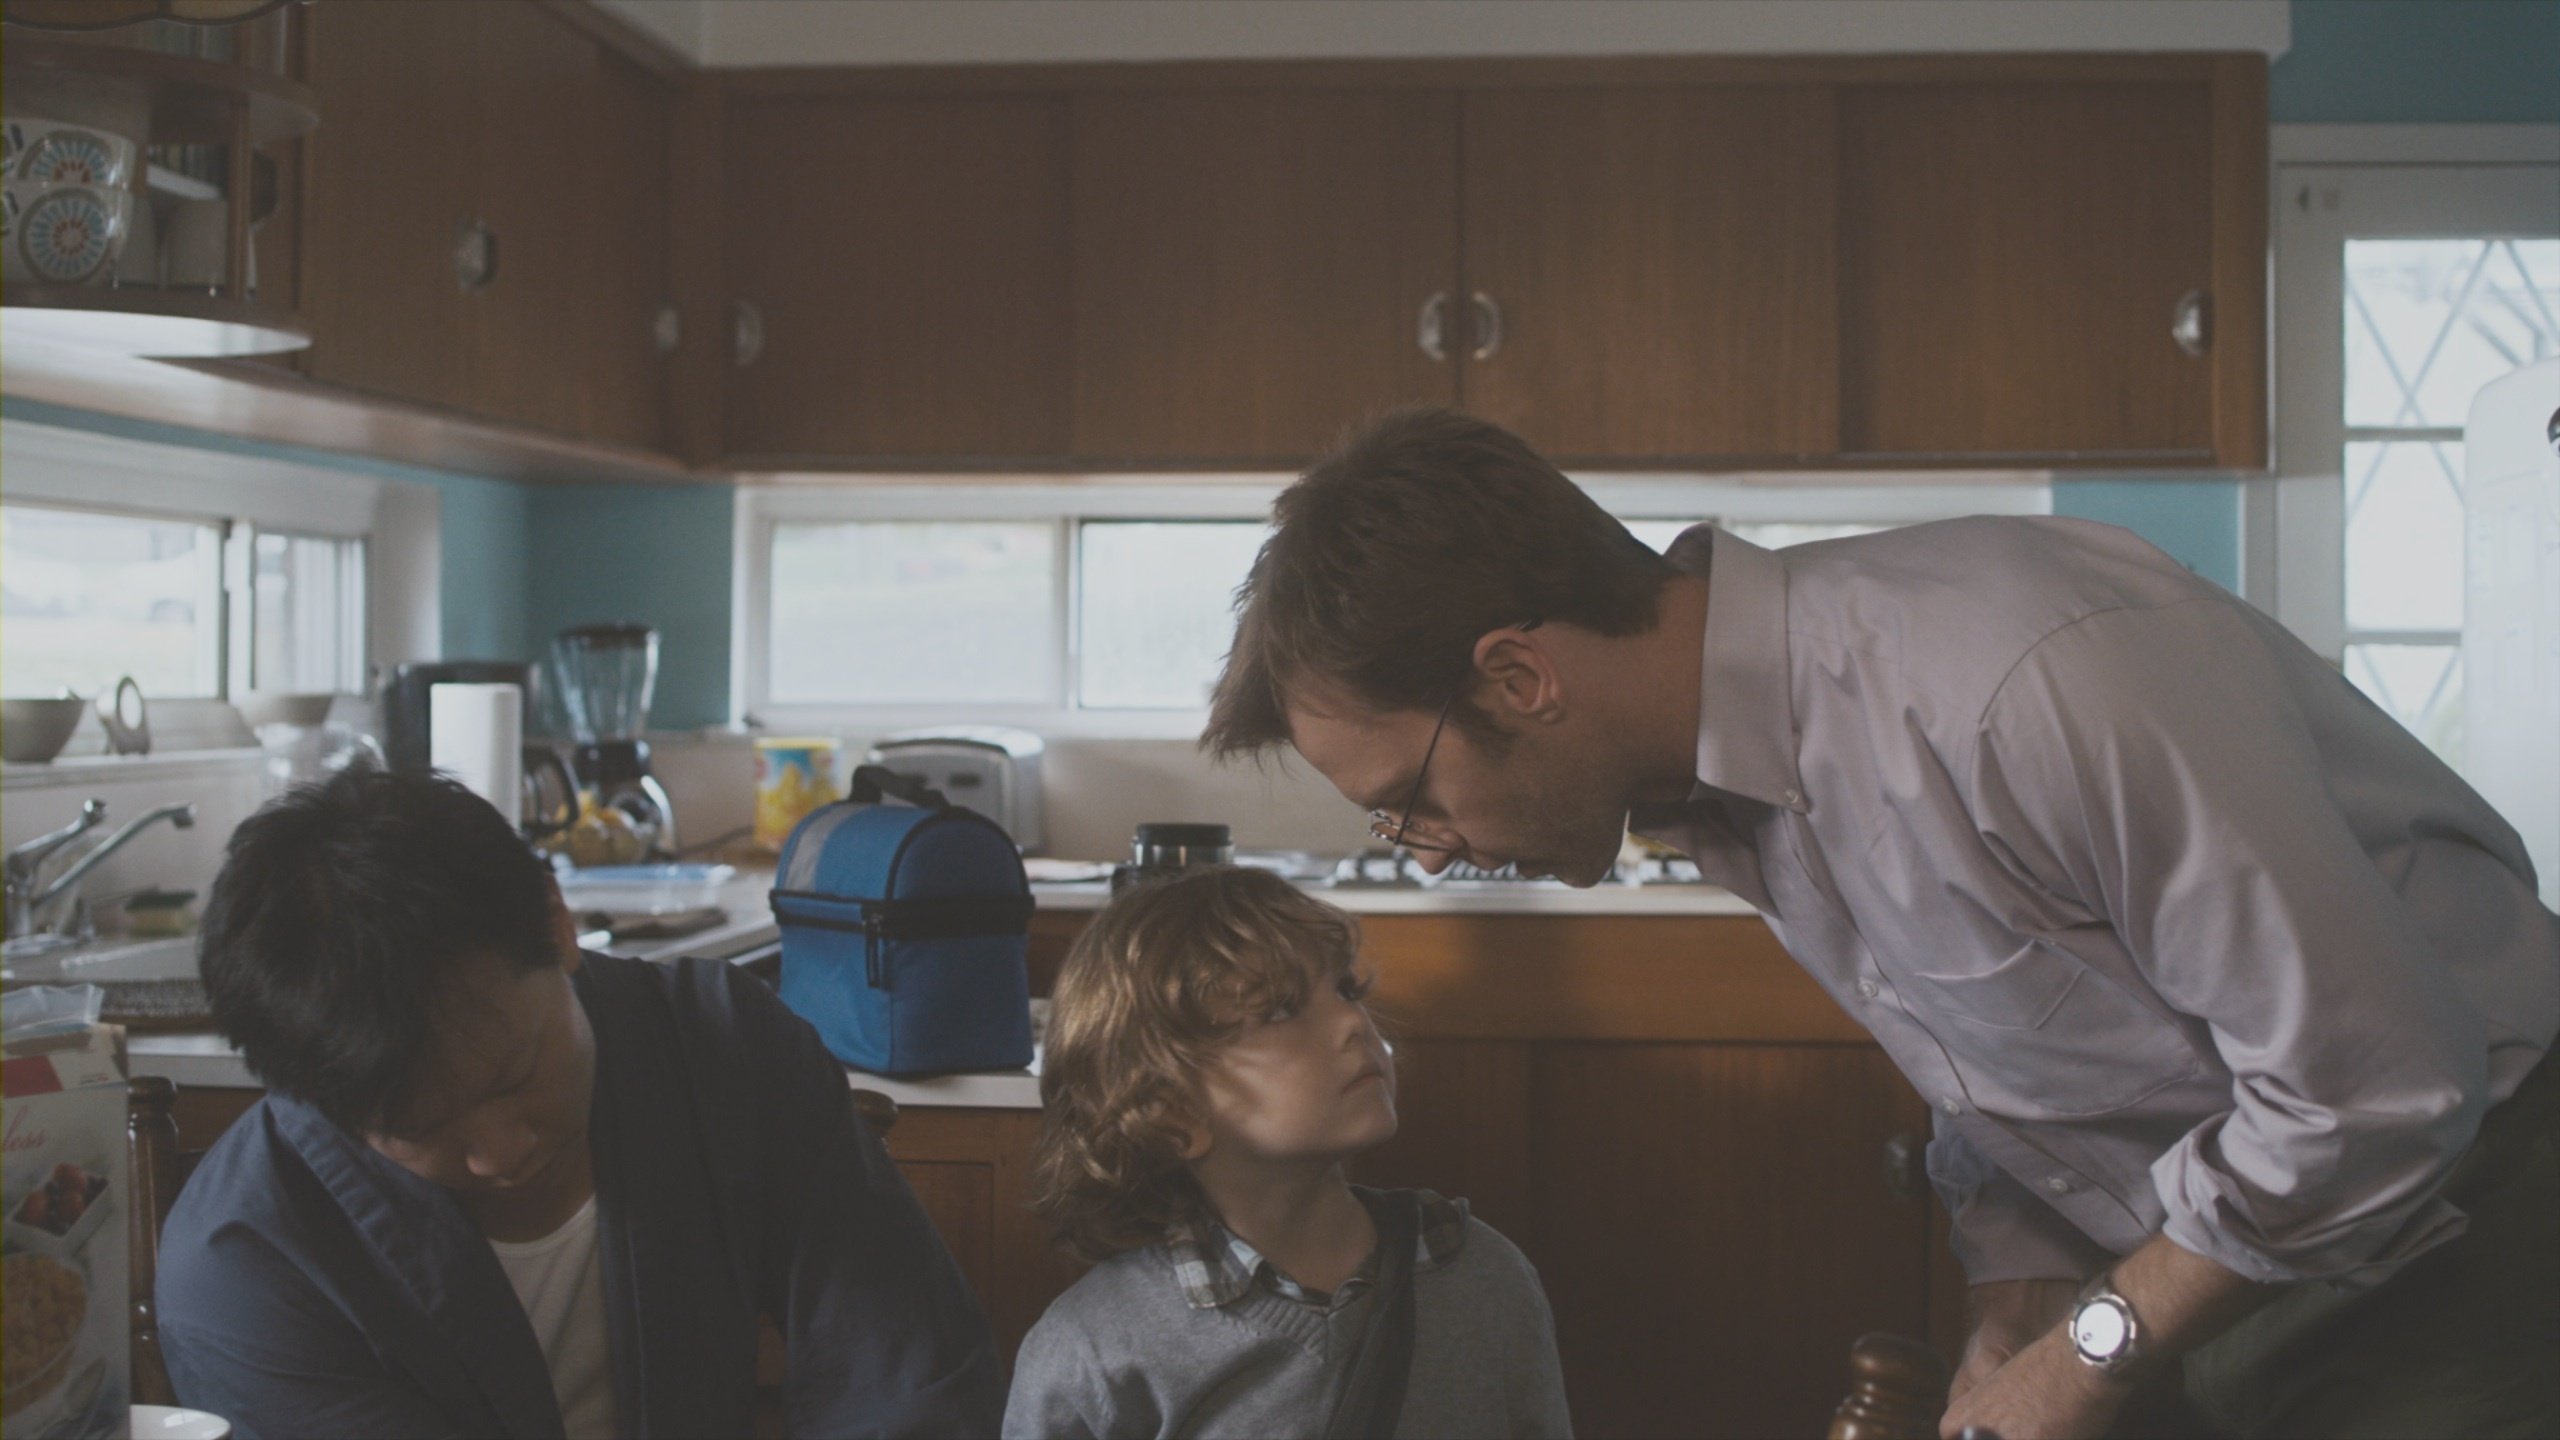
[5,800,198,942]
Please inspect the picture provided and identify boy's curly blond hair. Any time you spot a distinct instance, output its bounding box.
[1029,865,1361,1262]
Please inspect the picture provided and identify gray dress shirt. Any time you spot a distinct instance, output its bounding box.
[1631,519,2559,1289]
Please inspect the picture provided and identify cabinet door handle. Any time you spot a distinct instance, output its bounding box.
[653,302,681,357]
[1417,291,1450,362]
[1882,1131,1924,1201]
[2171,289,2210,358]
[1469,290,1504,361]
[732,300,765,368]
[452,218,496,293]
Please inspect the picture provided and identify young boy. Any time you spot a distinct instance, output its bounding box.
[1005,865,1572,1439]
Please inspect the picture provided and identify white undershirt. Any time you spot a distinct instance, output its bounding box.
[487,1195,616,1440]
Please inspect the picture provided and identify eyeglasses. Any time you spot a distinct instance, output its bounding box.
[1365,620,1541,857]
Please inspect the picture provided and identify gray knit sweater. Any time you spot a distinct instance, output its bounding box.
[1002,1196,1572,1439]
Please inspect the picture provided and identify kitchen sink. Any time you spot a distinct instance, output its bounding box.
[0,935,199,986]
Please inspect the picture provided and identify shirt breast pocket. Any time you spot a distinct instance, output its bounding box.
[1903,942,2198,1117]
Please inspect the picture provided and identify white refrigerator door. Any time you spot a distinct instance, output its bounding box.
[2463,358,2560,910]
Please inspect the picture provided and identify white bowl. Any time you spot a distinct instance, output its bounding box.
[131,1404,233,1440]
[234,691,337,729]
[2,696,90,763]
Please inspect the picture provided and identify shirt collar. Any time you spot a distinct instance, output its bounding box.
[1667,526,1807,815]
[1167,1188,1469,1311]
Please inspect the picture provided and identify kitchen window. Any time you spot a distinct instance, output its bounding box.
[0,503,226,700]
[0,420,421,727]
[736,479,2042,734]
[0,501,370,705]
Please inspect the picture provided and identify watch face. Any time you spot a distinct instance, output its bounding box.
[2073,1299,2132,1359]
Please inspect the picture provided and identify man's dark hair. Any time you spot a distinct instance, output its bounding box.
[198,767,560,1133]
[1204,406,1678,759]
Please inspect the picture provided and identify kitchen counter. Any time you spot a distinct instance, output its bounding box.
[1028,878,1758,915]
[101,864,1754,1110]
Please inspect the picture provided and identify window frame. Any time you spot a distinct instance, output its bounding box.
[733,476,2047,738]
[1,420,427,708]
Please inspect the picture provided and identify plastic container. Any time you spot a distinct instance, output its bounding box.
[554,863,735,916]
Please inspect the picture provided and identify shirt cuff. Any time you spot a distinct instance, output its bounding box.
[2150,1129,2474,1290]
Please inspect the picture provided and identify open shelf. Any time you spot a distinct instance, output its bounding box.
[1,283,306,356]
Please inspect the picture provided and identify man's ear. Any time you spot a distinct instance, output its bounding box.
[1472,622,1565,725]
[545,877,583,974]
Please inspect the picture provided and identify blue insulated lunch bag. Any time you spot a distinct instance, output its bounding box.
[771,766,1036,1076]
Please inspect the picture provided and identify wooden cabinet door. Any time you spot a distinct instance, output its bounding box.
[1069,89,1460,464]
[722,93,1072,463]
[470,0,604,439]
[298,0,479,414]
[1363,1040,1934,1440]
[883,1108,1086,1368]
[579,48,675,452]
[1837,79,2229,462]
[1460,86,1839,463]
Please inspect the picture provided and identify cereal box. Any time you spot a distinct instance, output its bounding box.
[2,1018,131,1439]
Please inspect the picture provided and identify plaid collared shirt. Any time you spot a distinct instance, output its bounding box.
[1167,1188,1470,1312]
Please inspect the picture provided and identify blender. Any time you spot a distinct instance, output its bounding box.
[549,623,678,862]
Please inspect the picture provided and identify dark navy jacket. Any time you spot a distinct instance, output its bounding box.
[156,954,1003,1438]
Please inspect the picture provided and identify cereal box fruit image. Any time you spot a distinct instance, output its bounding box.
[3,1016,132,1439]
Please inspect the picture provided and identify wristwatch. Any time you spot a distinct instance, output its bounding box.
[2069,1274,2143,1376]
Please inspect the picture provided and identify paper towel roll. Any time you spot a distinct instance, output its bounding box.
[429,682,523,823]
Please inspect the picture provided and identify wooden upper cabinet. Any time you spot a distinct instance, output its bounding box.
[1460,85,1840,463]
[580,48,676,452]
[301,1,675,450]
[1068,89,1461,464]
[471,0,604,439]
[299,0,479,414]
[1837,61,2265,465]
[721,92,1072,463]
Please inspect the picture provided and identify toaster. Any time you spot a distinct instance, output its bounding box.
[864,726,1046,854]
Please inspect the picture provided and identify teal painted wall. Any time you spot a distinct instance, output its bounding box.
[2057,0,2560,590]
[2273,0,2560,124]
[0,398,532,661]
[523,483,734,731]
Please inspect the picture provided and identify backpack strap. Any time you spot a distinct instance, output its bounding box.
[1323,1189,1423,1440]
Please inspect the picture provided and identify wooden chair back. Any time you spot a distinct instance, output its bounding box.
[127,1074,182,1407]
[1829,1332,1954,1440]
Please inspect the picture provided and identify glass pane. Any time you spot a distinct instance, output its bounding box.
[2345,239,2560,428]
[2343,440,2466,631]
[2345,643,2464,772]
[767,521,1056,705]
[252,531,365,694]
[1077,522,1271,709]
[0,504,223,699]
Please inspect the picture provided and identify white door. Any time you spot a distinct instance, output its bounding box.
[2258,161,2559,808]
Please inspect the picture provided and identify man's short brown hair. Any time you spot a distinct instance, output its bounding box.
[1027,866,1362,1262]
[1204,407,1677,759]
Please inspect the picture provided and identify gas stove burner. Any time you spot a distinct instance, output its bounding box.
[1330,846,1706,889]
